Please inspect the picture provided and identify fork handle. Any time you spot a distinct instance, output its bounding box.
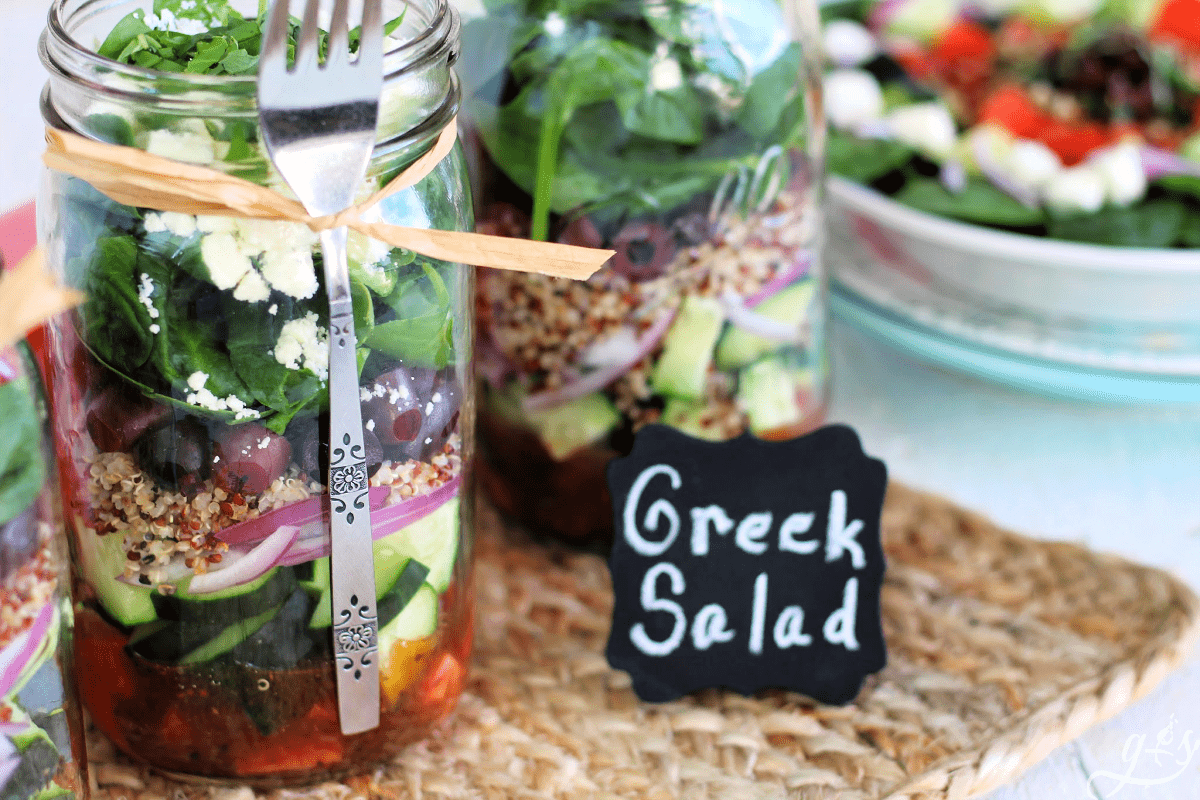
[321,226,381,735]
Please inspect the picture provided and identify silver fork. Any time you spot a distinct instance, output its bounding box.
[258,0,383,735]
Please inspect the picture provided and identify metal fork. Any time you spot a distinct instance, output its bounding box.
[258,0,383,735]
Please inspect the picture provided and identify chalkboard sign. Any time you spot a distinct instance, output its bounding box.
[604,424,888,705]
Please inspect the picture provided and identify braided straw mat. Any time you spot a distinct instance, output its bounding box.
[87,483,1200,800]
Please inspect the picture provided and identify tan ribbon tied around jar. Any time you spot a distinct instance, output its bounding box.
[0,248,83,352]
[42,119,614,280]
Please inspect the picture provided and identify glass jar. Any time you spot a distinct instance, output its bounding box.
[0,345,87,800]
[38,0,474,785]
[462,0,828,545]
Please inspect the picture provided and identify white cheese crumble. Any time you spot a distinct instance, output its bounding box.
[259,247,319,299]
[1042,165,1107,213]
[366,419,376,431]
[137,273,160,319]
[268,304,279,315]
[183,373,260,419]
[149,324,161,334]
[543,12,567,37]
[145,129,216,165]
[886,103,957,160]
[1089,142,1147,206]
[649,57,684,93]
[200,232,253,290]
[273,312,329,380]
[187,371,209,391]
[233,270,272,303]
[143,7,209,35]
[823,20,877,67]
[824,69,885,132]
[1006,139,1063,189]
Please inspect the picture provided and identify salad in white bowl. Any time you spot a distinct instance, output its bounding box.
[821,0,1200,248]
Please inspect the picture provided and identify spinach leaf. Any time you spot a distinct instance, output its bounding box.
[736,44,804,138]
[364,261,454,368]
[225,308,323,434]
[895,177,1047,227]
[0,379,44,527]
[1046,200,1188,248]
[826,131,916,184]
[80,236,156,372]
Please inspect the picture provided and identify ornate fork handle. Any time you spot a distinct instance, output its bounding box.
[321,226,381,735]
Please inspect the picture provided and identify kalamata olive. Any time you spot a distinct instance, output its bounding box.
[0,506,39,583]
[555,215,603,248]
[213,423,292,495]
[395,372,461,461]
[296,419,385,481]
[135,417,211,494]
[360,366,436,447]
[86,383,171,453]
[610,221,677,281]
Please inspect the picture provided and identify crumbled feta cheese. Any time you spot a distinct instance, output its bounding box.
[431,392,443,403]
[366,419,376,431]
[149,324,161,334]
[145,129,216,165]
[196,215,238,234]
[273,312,329,380]
[823,20,877,67]
[143,215,168,234]
[187,372,209,391]
[823,69,885,132]
[347,229,392,273]
[425,402,435,415]
[233,270,272,303]
[137,273,160,319]
[200,233,253,290]
[1006,139,1063,189]
[1089,142,1147,206]
[1041,165,1107,213]
[268,304,279,315]
[649,57,684,92]
[144,7,209,35]
[260,248,319,299]
[887,103,957,160]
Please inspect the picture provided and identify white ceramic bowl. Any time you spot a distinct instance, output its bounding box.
[825,176,1200,399]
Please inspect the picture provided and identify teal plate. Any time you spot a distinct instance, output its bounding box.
[831,283,1200,405]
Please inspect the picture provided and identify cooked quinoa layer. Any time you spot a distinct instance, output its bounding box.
[87,434,463,589]
[0,525,60,648]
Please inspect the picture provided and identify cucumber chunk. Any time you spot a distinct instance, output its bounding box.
[305,553,432,629]
[76,522,155,626]
[661,397,730,441]
[376,559,430,628]
[152,567,297,622]
[651,296,725,399]
[178,601,284,665]
[229,588,315,669]
[374,499,459,593]
[737,359,813,434]
[526,393,621,461]
[714,282,814,370]
[378,584,438,661]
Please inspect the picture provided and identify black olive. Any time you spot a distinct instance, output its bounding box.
[135,417,211,494]
[212,423,292,495]
[86,383,171,453]
[610,221,677,281]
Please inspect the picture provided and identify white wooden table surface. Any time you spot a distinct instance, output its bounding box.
[5,0,1200,795]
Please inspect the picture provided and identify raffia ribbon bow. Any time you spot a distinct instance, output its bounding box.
[42,119,613,280]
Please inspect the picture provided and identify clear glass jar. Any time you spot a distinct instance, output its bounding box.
[0,345,87,800]
[38,0,474,785]
[462,0,828,545]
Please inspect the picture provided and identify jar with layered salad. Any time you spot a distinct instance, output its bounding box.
[0,345,86,800]
[462,0,828,545]
[38,0,473,784]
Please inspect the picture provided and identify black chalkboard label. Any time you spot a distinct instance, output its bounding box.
[604,423,888,705]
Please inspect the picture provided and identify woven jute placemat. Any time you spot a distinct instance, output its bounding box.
[86,483,1200,800]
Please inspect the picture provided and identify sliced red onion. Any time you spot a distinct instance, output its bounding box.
[277,474,462,565]
[970,135,1040,208]
[746,255,813,308]
[215,487,391,546]
[940,159,967,193]
[1140,145,1200,180]
[0,722,31,738]
[719,291,799,342]
[0,601,54,698]
[522,309,677,413]
[186,524,300,595]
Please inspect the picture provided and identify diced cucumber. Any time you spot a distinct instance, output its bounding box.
[714,282,814,370]
[526,393,620,460]
[374,499,459,593]
[305,551,432,628]
[737,359,813,434]
[378,584,438,662]
[152,567,297,622]
[76,521,155,626]
[178,601,284,665]
[376,559,430,628]
[127,618,226,662]
[229,588,315,669]
[661,397,727,441]
[650,296,725,399]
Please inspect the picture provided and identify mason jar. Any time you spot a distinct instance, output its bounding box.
[38,0,474,784]
[0,345,86,800]
[462,0,828,545]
